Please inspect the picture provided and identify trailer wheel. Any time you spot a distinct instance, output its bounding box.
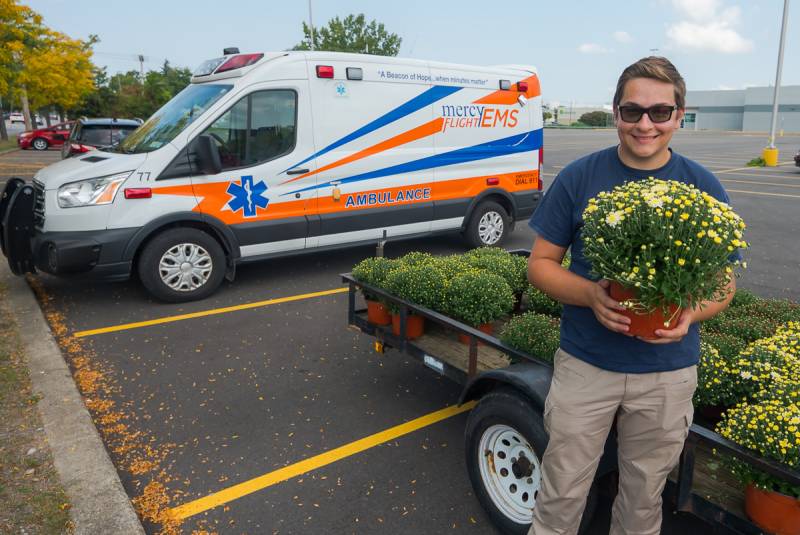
[464,200,509,248]
[138,227,225,303]
[465,388,598,534]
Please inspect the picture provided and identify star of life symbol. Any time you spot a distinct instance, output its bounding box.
[335,82,347,97]
[226,175,268,218]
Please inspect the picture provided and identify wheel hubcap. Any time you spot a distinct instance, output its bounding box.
[34,139,46,149]
[158,243,213,292]
[478,424,541,524]
[478,211,504,245]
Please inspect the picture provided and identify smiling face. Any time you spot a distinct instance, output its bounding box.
[614,77,685,170]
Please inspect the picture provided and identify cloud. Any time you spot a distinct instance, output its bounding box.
[666,1,752,53]
[613,31,633,44]
[666,20,752,53]
[578,43,609,54]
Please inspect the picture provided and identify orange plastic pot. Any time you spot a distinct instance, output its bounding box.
[366,300,391,325]
[458,323,494,345]
[745,484,800,535]
[609,281,680,340]
[391,313,425,340]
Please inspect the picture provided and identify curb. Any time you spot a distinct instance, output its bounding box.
[0,263,145,535]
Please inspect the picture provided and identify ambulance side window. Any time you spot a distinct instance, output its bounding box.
[202,89,297,171]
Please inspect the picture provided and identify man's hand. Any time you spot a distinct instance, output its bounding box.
[640,308,695,344]
[588,279,633,336]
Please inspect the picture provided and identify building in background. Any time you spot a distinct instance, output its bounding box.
[684,85,800,133]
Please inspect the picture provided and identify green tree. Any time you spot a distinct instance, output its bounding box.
[0,0,45,138]
[578,110,612,127]
[292,14,402,56]
[543,110,553,122]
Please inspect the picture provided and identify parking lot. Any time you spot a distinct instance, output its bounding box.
[3,129,800,534]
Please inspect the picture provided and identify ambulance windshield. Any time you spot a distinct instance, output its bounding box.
[117,83,232,154]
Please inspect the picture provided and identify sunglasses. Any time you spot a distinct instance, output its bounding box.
[617,105,678,124]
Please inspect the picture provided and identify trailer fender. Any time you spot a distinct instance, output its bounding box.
[460,362,619,478]
[459,362,552,410]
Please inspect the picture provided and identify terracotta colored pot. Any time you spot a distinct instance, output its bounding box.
[745,484,800,535]
[366,300,391,325]
[608,281,680,340]
[458,323,494,345]
[391,313,425,340]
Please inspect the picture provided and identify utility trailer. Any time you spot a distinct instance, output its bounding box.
[342,251,800,534]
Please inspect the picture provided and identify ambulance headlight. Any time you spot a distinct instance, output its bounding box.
[57,171,132,208]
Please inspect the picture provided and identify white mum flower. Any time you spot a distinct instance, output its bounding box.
[740,371,753,379]
[646,196,664,208]
[605,210,624,227]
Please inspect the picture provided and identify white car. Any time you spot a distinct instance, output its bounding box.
[9,112,24,124]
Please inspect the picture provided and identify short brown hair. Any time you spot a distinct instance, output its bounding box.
[613,56,686,110]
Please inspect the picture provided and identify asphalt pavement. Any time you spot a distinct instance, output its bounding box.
[2,129,799,534]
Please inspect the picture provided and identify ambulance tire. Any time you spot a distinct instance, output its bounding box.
[464,201,510,248]
[465,387,598,535]
[138,228,226,303]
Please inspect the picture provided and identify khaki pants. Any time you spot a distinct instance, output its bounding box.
[528,349,696,535]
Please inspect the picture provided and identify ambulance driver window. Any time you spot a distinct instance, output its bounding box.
[202,90,296,171]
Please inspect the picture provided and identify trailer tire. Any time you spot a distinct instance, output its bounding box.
[464,200,510,248]
[138,227,226,303]
[465,387,598,534]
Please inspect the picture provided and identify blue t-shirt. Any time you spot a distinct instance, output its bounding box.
[529,146,736,373]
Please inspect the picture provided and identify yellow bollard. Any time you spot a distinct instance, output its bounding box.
[762,147,779,167]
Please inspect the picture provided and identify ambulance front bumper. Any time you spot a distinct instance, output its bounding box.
[1,178,134,281]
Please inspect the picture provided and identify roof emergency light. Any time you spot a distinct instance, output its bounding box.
[316,65,334,78]
[517,81,529,92]
[499,80,511,90]
[215,53,264,74]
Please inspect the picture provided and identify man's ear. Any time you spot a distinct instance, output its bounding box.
[675,108,686,128]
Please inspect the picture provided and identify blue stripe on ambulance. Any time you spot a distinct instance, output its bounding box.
[282,85,463,173]
[284,128,543,195]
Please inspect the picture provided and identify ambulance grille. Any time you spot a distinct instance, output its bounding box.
[32,180,45,228]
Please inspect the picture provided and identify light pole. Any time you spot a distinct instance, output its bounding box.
[308,0,316,51]
[763,0,790,166]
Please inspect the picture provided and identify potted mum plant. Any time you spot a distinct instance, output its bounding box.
[582,178,748,339]
[442,270,515,344]
[715,399,800,535]
[383,263,447,339]
[351,257,398,325]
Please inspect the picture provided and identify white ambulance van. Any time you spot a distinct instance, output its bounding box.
[1,50,543,302]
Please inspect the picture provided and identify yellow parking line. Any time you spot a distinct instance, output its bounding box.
[73,287,349,338]
[726,188,800,199]
[715,161,795,174]
[720,178,800,188]
[168,401,476,520]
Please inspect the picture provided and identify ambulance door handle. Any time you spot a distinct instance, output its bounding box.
[286,168,310,175]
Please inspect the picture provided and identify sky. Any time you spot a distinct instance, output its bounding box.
[25,0,800,106]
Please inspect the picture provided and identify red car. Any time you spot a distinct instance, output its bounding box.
[17,122,73,151]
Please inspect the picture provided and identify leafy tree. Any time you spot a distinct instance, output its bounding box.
[0,0,45,138]
[292,14,401,56]
[19,29,95,123]
[578,110,612,127]
[71,61,191,120]
[543,110,552,122]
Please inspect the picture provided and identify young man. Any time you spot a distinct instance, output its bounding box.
[526,57,737,535]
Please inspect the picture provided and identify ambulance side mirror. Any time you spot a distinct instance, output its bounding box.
[194,135,222,175]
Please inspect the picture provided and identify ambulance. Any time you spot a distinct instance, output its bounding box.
[1,50,544,302]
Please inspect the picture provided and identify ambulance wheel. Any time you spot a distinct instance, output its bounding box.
[465,387,598,535]
[32,138,49,150]
[138,228,226,303]
[464,201,510,248]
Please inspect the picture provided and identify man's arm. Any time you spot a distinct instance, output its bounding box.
[528,236,632,335]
